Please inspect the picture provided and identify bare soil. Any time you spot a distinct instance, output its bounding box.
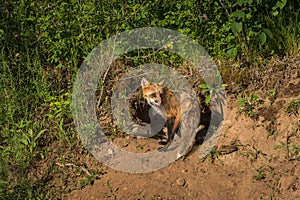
[65,54,300,200]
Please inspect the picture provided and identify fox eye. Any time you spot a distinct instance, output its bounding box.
[149,93,157,98]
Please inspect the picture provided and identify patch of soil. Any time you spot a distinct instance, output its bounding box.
[27,139,103,196]
[65,53,300,199]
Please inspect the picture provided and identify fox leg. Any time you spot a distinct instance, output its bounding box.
[172,115,181,137]
[166,120,175,143]
[160,118,175,149]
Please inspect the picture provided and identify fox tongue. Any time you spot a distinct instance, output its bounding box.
[156,100,162,106]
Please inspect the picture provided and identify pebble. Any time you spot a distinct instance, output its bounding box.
[176,178,186,186]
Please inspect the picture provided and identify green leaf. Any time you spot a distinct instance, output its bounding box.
[34,129,47,141]
[259,32,266,45]
[247,0,253,4]
[276,0,287,10]
[231,22,243,33]
[107,180,111,189]
[234,0,245,6]
[205,93,212,105]
[227,47,238,57]
[262,28,273,39]
[198,84,208,89]
[199,84,210,93]
[272,10,279,16]
[20,138,29,146]
[231,11,245,19]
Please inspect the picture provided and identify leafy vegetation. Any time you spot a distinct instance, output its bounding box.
[274,121,300,160]
[0,0,299,198]
[237,93,264,119]
[286,99,300,116]
[199,72,227,104]
[199,147,221,163]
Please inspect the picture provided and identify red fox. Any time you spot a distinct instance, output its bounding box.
[141,78,182,149]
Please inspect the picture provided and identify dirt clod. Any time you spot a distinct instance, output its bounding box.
[176,178,186,186]
[280,175,298,191]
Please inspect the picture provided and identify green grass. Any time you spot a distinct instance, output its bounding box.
[286,99,300,116]
[237,93,264,119]
[274,122,300,160]
[272,5,300,56]
[199,147,221,163]
[0,0,299,198]
[0,45,51,198]
[253,167,266,181]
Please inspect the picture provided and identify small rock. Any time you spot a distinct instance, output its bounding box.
[280,175,297,191]
[176,178,186,186]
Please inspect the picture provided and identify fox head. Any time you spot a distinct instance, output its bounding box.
[141,78,164,106]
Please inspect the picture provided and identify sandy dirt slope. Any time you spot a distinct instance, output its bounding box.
[66,55,299,200]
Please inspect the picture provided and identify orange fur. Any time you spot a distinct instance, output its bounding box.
[141,78,181,148]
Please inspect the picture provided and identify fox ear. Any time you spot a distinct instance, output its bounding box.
[141,78,150,88]
[158,79,165,86]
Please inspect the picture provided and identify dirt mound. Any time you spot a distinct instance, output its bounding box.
[66,54,300,199]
